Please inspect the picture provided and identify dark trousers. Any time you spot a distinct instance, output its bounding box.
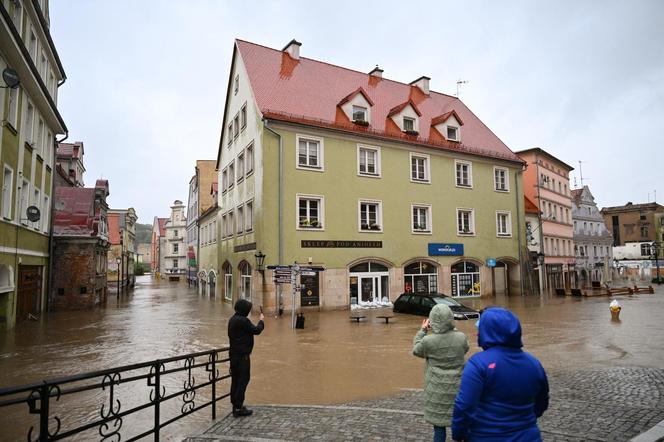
[230,354,251,409]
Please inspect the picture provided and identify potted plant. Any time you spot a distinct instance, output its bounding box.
[299,219,310,228]
[370,223,381,230]
[310,220,321,228]
[361,223,369,230]
[354,119,369,127]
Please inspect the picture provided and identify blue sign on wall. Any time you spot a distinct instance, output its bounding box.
[486,258,497,267]
[428,243,464,256]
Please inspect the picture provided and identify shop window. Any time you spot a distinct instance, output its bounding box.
[240,262,252,300]
[223,263,233,301]
[404,261,438,294]
[349,261,390,305]
[451,261,481,297]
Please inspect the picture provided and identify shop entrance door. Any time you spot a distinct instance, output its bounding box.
[17,265,42,321]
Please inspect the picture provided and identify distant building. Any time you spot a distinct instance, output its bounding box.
[601,202,664,246]
[571,186,613,285]
[151,216,167,272]
[198,180,219,296]
[55,141,85,187]
[51,180,110,308]
[136,243,151,267]
[160,200,186,275]
[524,196,542,294]
[517,148,574,293]
[107,208,138,289]
[186,160,216,285]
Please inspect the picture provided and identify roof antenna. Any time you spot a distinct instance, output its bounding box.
[456,79,469,97]
[578,160,587,187]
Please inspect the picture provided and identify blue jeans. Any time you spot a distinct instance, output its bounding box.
[434,425,446,442]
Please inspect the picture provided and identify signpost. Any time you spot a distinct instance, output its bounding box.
[267,263,325,328]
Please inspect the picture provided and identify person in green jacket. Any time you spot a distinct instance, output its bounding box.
[413,304,470,442]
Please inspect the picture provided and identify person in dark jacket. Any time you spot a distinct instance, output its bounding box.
[228,299,264,417]
[451,307,549,441]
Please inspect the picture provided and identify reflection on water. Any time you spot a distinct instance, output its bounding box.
[1,276,663,440]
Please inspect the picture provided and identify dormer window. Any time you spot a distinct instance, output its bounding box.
[352,106,367,122]
[447,126,458,141]
[403,117,415,132]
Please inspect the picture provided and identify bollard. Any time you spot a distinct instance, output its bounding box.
[295,313,305,329]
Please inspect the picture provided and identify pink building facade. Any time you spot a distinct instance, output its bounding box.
[517,148,575,292]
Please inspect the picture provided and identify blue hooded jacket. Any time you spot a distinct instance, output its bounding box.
[451,307,549,441]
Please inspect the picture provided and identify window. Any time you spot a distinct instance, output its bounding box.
[565,208,569,224]
[237,151,245,182]
[32,188,40,230]
[457,208,475,235]
[297,194,324,229]
[173,260,178,269]
[228,210,234,237]
[246,143,254,175]
[212,219,217,242]
[240,262,252,300]
[228,161,235,188]
[352,105,367,122]
[234,75,239,95]
[496,211,512,236]
[412,205,431,234]
[237,205,244,234]
[45,131,52,165]
[404,261,438,293]
[36,118,44,156]
[2,167,13,219]
[173,243,179,254]
[494,167,509,192]
[224,264,233,301]
[558,182,562,193]
[359,200,382,231]
[410,153,429,183]
[29,30,37,60]
[19,179,29,225]
[403,117,415,132]
[455,160,473,188]
[174,229,178,238]
[233,114,240,138]
[241,103,247,129]
[245,200,253,231]
[641,243,651,257]
[8,87,19,128]
[564,184,567,195]
[358,145,380,176]
[221,213,227,238]
[222,168,228,193]
[24,101,35,144]
[593,246,597,256]
[641,226,648,237]
[11,1,22,32]
[296,135,323,170]
[447,126,458,141]
[227,123,233,145]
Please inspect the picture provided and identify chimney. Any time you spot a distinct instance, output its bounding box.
[410,76,430,95]
[369,65,383,78]
[282,39,302,60]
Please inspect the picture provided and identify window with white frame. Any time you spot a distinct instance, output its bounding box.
[455,160,473,187]
[36,118,44,156]
[352,105,367,122]
[297,135,323,169]
[19,179,30,225]
[173,243,179,254]
[412,205,431,233]
[46,131,52,165]
[11,1,22,32]
[173,259,179,269]
[457,208,475,235]
[403,117,415,132]
[237,205,244,234]
[241,103,247,129]
[212,219,217,242]
[496,211,512,236]
[29,29,37,60]
[32,188,40,230]
[227,122,233,145]
[234,75,239,95]
[410,153,429,182]
[246,143,254,175]
[221,168,228,193]
[222,213,227,238]
[494,167,509,192]
[359,200,382,231]
[246,200,253,231]
[8,87,19,128]
[237,151,245,182]
[297,195,323,229]
[358,145,380,176]
[2,167,13,220]
[228,210,234,237]
[24,101,34,144]
[447,126,459,141]
[228,161,235,188]
[233,114,239,138]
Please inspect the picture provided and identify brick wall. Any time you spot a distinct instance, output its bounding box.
[52,240,108,309]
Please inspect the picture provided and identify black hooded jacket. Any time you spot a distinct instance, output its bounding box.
[228,299,264,356]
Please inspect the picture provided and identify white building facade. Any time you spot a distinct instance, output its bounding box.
[161,200,187,274]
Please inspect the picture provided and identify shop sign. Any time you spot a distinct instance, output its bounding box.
[234,242,257,253]
[547,264,563,272]
[301,240,382,248]
[428,243,464,256]
[300,272,320,306]
[486,258,497,267]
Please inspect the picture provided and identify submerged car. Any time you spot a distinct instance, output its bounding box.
[392,292,479,320]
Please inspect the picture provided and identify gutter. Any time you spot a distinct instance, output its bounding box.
[263,120,283,315]
[515,167,525,296]
[47,132,68,310]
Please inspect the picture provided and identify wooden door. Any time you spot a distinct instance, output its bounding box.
[17,265,42,321]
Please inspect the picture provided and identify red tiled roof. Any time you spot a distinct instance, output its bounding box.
[53,187,97,236]
[430,110,464,127]
[525,196,540,214]
[57,141,83,159]
[235,39,522,163]
[158,217,168,236]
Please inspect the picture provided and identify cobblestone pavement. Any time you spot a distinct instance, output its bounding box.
[183,367,664,442]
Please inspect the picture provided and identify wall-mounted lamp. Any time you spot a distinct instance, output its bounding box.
[254,251,266,273]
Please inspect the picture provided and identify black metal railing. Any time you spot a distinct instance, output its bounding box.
[0,347,230,441]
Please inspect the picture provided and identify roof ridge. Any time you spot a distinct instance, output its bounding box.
[235,38,460,100]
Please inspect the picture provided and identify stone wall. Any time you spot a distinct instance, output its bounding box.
[52,239,107,309]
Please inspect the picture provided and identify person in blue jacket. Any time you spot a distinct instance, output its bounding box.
[451,307,549,441]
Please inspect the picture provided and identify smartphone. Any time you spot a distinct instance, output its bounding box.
[259,306,263,313]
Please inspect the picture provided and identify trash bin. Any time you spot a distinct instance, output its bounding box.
[295,313,305,329]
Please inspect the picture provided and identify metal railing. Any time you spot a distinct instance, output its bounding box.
[0,347,230,441]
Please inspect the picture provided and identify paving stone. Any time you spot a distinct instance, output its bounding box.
[183,367,664,442]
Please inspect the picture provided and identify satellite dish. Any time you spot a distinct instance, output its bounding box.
[26,206,40,222]
[2,68,20,89]
[55,199,67,210]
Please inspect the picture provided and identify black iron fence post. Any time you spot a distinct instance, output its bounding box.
[154,362,161,442]
[212,352,216,420]
[39,383,49,442]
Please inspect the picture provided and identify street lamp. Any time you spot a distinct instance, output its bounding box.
[119,230,124,293]
[653,242,661,284]
[116,257,121,297]
[254,251,266,273]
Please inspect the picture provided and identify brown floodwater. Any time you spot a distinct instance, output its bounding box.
[1,276,663,441]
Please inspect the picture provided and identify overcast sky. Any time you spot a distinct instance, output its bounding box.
[50,0,664,222]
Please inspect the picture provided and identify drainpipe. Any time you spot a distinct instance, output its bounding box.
[534,156,546,295]
[263,120,283,316]
[515,168,525,296]
[47,131,68,311]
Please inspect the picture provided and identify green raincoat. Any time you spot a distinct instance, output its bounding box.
[412,304,470,427]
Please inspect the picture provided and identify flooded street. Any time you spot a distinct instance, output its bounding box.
[1,275,664,440]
